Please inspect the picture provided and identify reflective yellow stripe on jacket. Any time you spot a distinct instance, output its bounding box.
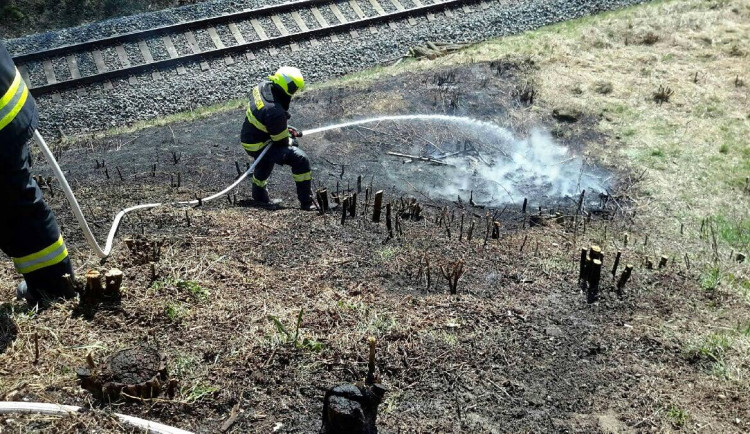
[0,68,29,131]
[246,109,268,133]
[242,141,268,152]
[12,235,68,274]
[245,109,290,142]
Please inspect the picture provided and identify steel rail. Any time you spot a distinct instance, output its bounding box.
[12,0,333,63]
[21,0,479,96]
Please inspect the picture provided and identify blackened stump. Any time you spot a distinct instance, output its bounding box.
[77,346,168,401]
[320,384,386,434]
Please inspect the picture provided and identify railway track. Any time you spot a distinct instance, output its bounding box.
[13,0,486,98]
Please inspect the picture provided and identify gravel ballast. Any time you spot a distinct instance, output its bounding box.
[5,0,652,138]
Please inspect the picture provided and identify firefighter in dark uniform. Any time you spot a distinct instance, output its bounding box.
[241,66,315,210]
[0,41,76,306]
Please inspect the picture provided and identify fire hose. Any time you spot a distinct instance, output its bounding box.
[0,401,193,434]
[34,130,272,259]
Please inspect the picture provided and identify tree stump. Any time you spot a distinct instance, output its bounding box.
[617,264,634,296]
[658,255,669,269]
[316,189,330,212]
[104,269,123,295]
[587,259,602,303]
[612,251,622,278]
[579,248,588,280]
[319,384,387,434]
[372,191,383,223]
[85,270,103,299]
[77,346,168,401]
[349,193,357,217]
[491,221,500,239]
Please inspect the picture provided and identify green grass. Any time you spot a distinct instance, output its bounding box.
[175,279,210,300]
[710,216,750,250]
[153,277,211,301]
[666,404,690,427]
[180,383,219,404]
[172,355,198,378]
[267,308,324,351]
[650,148,665,157]
[165,302,189,323]
[689,332,732,364]
[700,266,722,291]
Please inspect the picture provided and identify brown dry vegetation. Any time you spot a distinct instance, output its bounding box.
[1,0,750,433]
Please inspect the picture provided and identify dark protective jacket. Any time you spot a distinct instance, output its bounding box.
[0,41,37,144]
[240,80,291,152]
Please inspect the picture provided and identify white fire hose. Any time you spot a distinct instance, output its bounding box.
[0,401,193,433]
[34,130,272,259]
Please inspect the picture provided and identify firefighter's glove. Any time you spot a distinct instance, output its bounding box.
[289,137,300,147]
[288,126,303,138]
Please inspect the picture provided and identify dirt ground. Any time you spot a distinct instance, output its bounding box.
[2,1,750,432]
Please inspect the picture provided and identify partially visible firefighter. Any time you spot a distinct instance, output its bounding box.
[241,66,315,210]
[0,41,76,306]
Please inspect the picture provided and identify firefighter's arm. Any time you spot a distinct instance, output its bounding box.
[266,111,291,146]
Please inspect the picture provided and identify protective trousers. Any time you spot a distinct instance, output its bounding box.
[0,136,74,303]
[247,144,313,205]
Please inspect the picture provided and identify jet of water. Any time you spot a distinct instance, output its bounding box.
[303,115,608,204]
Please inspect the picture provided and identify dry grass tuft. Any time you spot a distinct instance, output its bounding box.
[652,84,675,104]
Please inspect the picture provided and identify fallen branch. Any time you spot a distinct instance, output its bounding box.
[386,151,451,166]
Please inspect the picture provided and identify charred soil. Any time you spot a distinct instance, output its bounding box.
[1,61,748,433]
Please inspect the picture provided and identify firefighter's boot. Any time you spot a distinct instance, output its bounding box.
[296,180,316,211]
[252,183,271,203]
[17,258,77,306]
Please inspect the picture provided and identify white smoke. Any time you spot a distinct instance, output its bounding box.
[306,115,608,205]
[433,128,607,205]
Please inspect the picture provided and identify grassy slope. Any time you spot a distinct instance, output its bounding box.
[4,0,749,431]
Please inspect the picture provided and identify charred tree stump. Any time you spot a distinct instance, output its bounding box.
[319,384,386,434]
[104,269,123,295]
[522,198,528,213]
[459,214,465,242]
[588,245,602,261]
[587,259,602,303]
[357,175,362,194]
[341,197,349,225]
[349,193,357,217]
[612,251,622,278]
[644,256,654,270]
[617,265,634,296]
[316,189,330,212]
[372,191,384,223]
[491,221,500,239]
[579,248,588,281]
[77,346,168,401]
[737,253,746,263]
[658,255,669,269]
[385,203,393,238]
